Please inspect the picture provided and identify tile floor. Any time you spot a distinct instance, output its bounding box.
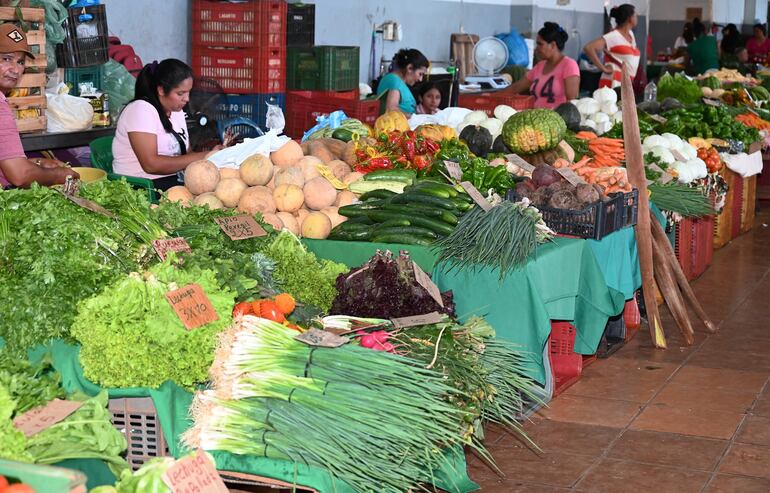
[467,212,770,492]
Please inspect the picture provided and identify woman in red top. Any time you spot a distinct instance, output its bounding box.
[510,22,580,109]
[583,4,640,89]
[746,24,770,60]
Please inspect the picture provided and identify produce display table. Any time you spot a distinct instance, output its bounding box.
[30,342,478,493]
[20,126,116,152]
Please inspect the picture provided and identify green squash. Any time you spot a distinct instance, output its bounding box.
[554,103,581,132]
[502,109,567,155]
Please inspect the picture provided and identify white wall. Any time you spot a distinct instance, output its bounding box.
[712,0,745,24]
[649,0,709,21]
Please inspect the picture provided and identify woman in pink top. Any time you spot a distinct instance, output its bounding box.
[747,24,770,60]
[113,59,219,190]
[511,22,580,109]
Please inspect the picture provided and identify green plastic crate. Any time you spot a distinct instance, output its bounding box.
[287,47,319,90]
[315,45,359,91]
[64,65,105,96]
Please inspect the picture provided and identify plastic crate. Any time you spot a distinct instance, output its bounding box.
[730,172,744,239]
[457,92,535,116]
[314,46,360,91]
[675,216,714,281]
[64,65,104,96]
[287,2,314,47]
[109,397,169,470]
[506,189,638,241]
[213,92,285,130]
[713,167,736,249]
[549,321,583,397]
[741,175,757,233]
[192,0,286,49]
[285,90,379,139]
[56,4,109,67]
[192,46,285,93]
[287,47,319,90]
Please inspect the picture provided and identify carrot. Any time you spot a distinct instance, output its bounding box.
[575,131,598,140]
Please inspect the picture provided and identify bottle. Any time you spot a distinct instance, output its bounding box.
[643,81,657,102]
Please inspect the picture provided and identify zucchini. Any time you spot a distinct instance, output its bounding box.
[358,189,397,201]
[390,193,458,210]
[363,169,417,184]
[372,226,438,239]
[348,180,407,195]
[371,233,435,246]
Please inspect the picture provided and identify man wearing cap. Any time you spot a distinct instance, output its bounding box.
[0,23,78,188]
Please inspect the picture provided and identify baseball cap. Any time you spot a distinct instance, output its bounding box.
[0,23,35,59]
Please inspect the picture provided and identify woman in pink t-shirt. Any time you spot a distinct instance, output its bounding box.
[113,59,220,189]
[511,22,580,109]
[747,24,770,60]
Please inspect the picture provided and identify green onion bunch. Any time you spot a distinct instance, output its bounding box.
[649,183,715,217]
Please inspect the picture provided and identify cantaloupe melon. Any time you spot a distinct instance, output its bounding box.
[273,183,304,213]
[321,206,346,228]
[273,166,305,188]
[262,213,284,231]
[237,186,276,214]
[327,160,352,180]
[275,212,300,235]
[193,192,224,210]
[215,178,248,208]
[334,190,357,207]
[185,160,220,195]
[343,171,364,185]
[297,156,323,181]
[240,154,274,186]
[166,185,193,206]
[301,211,332,239]
[271,140,304,168]
[295,208,310,228]
[303,177,337,210]
[219,167,241,180]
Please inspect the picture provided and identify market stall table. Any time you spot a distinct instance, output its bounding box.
[20,126,116,153]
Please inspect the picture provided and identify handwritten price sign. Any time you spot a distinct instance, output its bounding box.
[162,449,228,493]
[214,215,267,240]
[165,284,219,330]
[13,399,83,437]
[153,237,192,261]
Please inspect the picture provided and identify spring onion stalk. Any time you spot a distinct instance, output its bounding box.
[187,316,482,493]
[321,315,390,331]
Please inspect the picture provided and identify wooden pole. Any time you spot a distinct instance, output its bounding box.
[620,64,667,348]
[651,225,696,344]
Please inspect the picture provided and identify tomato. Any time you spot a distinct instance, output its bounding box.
[232,301,253,317]
[258,300,285,323]
[5,485,36,493]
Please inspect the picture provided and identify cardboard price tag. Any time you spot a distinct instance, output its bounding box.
[558,140,576,161]
[659,172,675,184]
[702,97,722,107]
[443,160,463,181]
[153,237,192,261]
[556,167,587,186]
[162,449,228,493]
[166,284,219,330]
[391,312,443,328]
[649,114,668,125]
[59,191,115,218]
[295,328,349,348]
[505,154,536,173]
[413,261,444,307]
[13,399,83,438]
[670,149,688,162]
[459,181,492,211]
[215,215,267,240]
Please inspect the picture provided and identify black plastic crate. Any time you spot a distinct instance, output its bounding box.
[56,4,109,67]
[506,189,638,241]
[287,3,314,47]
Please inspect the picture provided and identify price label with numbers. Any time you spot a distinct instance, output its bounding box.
[153,237,192,261]
[295,328,350,348]
[215,215,267,240]
[413,262,444,307]
[649,114,668,125]
[165,284,219,330]
[162,449,229,493]
[443,160,463,181]
[391,312,444,328]
[505,154,536,173]
[556,167,587,186]
[459,181,493,211]
[13,399,83,438]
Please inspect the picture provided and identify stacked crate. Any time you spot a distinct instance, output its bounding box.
[2,5,46,132]
[191,0,287,129]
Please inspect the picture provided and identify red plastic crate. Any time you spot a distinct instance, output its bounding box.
[549,321,583,397]
[730,173,744,239]
[192,46,285,93]
[285,90,379,139]
[457,93,534,117]
[192,0,286,49]
[675,216,714,281]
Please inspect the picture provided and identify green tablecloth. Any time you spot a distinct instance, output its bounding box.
[305,237,628,385]
[31,341,478,493]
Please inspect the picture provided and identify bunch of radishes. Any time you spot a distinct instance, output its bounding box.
[358,330,395,353]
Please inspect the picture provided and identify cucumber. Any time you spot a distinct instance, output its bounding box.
[451,198,473,211]
[328,229,372,241]
[373,218,411,229]
[380,203,448,219]
[411,181,459,198]
[331,128,355,142]
[363,169,417,184]
[364,210,455,235]
[371,234,435,246]
[338,201,386,217]
[358,189,397,201]
[373,226,438,239]
[348,180,407,195]
[338,221,373,231]
[390,193,458,210]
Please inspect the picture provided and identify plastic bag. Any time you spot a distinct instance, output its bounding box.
[301,110,348,142]
[103,60,136,117]
[265,101,285,132]
[46,84,94,132]
[496,28,529,67]
[207,129,291,168]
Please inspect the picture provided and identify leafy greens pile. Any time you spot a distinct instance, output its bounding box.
[657,72,703,105]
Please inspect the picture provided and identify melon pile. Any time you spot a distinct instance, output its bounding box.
[167,140,361,239]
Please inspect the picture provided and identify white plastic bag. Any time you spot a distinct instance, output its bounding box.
[46,84,93,132]
[207,128,291,168]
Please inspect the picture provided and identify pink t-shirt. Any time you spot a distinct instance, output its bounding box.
[112,100,190,180]
[0,92,26,188]
[747,37,770,57]
[526,57,580,109]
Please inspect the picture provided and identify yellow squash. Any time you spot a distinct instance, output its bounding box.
[374,110,409,134]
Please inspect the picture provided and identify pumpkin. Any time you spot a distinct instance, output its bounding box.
[415,124,457,142]
[303,177,337,210]
[215,178,248,208]
[271,140,304,168]
[240,154,274,185]
[374,110,409,134]
[273,183,305,213]
[185,160,220,195]
[554,103,581,132]
[301,212,332,239]
[459,125,493,157]
[502,109,567,155]
[166,186,193,206]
